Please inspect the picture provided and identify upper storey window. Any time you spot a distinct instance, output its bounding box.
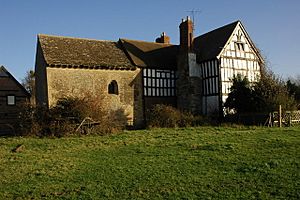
[235,42,245,51]
[235,30,245,51]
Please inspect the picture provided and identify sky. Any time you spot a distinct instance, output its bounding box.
[0,0,299,81]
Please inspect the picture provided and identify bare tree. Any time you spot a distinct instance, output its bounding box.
[22,70,35,104]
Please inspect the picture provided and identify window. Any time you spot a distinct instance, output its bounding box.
[235,30,245,52]
[143,69,176,97]
[108,80,118,95]
[7,95,16,105]
[235,42,244,51]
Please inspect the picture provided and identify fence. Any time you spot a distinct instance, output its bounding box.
[267,107,300,127]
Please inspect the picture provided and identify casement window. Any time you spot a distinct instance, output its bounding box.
[143,69,176,97]
[108,80,118,95]
[7,95,16,105]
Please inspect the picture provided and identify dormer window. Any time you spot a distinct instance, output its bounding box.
[108,80,118,95]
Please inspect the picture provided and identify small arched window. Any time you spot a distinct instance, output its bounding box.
[108,80,118,95]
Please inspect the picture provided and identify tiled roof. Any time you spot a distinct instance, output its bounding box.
[38,34,135,70]
[37,21,249,70]
[120,39,178,69]
[193,21,239,62]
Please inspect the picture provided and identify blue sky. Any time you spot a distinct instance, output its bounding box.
[0,0,299,81]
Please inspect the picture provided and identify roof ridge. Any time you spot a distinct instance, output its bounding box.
[38,34,116,43]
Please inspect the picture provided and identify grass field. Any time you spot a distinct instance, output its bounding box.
[0,126,299,199]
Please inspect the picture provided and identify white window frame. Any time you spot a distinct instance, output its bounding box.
[7,95,16,106]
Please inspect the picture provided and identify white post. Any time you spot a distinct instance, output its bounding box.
[279,105,282,128]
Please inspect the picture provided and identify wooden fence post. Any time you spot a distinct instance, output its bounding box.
[279,105,282,128]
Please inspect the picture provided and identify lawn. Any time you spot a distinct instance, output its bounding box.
[0,126,299,199]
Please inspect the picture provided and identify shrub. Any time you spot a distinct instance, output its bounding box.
[16,103,42,136]
[287,78,300,109]
[224,74,255,114]
[73,94,127,135]
[224,72,297,116]
[17,95,128,137]
[253,69,296,112]
[147,104,206,128]
[92,108,128,135]
[147,104,181,128]
[50,95,128,136]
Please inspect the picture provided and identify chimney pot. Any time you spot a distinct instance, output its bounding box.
[156,32,170,44]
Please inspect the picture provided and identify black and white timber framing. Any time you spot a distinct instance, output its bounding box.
[143,68,176,97]
[188,21,263,115]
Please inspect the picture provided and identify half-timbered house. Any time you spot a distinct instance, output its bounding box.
[180,19,263,116]
[35,18,263,127]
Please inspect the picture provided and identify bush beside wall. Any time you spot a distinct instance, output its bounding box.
[16,95,127,137]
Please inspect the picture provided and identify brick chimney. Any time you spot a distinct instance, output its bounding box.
[155,32,170,44]
[179,16,193,51]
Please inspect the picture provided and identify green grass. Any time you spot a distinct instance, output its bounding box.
[0,126,299,199]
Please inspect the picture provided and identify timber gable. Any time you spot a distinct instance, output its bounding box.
[218,22,263,65]
[218,22,262,103]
